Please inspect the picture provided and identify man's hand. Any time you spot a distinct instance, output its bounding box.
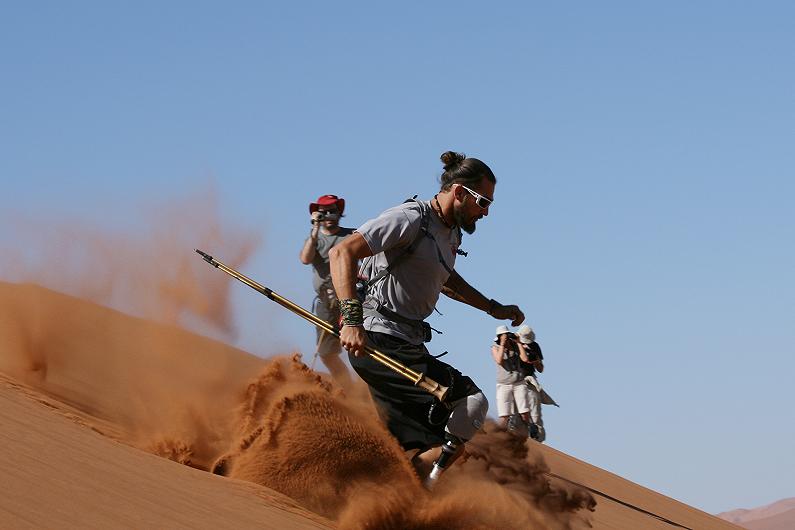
[491,303,525,326]
[300,215,321,264]
[310,212,322,236]
[309,212,322,239]
[340,325,367,357]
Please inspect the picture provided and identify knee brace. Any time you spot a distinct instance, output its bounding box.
[445,391,488,441]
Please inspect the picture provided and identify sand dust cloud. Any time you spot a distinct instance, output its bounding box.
[0,194,595,529]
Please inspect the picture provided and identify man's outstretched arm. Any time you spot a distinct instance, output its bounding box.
[443,270,525,326]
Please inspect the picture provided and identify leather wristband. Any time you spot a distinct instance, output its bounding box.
[487,298,499,316]
[339,298,364,327]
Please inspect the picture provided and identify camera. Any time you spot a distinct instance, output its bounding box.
[500,332,519,352]
[312,211,340,224]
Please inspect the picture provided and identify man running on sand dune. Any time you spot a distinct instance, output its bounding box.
[329,150,524,488]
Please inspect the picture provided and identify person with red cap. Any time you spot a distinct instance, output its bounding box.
[299,194,354,384]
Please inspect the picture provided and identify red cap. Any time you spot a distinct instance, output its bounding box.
[309,194,345,215]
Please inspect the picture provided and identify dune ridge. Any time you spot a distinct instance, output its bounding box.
[718,498,795,530]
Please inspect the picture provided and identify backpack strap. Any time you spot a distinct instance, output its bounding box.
[364,196,433,287]
[358,196,456,342]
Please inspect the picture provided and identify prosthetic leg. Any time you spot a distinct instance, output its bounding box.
[422,389,489,490]
[423,433,464,490]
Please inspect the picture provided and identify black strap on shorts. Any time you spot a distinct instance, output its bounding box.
[373,303,436,343]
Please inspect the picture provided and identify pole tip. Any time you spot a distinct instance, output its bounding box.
[195,249,214,264]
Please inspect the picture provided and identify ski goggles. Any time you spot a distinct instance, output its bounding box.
[461,185,493,209]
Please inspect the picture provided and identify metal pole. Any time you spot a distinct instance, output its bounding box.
[195,249,449,402]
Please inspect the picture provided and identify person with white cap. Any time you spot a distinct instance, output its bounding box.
[491,325,533,432]
[516,324,548,442]
[299,194,354,384]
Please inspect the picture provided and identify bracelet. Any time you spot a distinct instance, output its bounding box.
[339,298,364,327]
[487,298,499,316]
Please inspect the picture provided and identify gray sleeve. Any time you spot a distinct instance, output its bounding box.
[356,203,422,255]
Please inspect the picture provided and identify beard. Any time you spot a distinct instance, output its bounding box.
[453,205,478,234]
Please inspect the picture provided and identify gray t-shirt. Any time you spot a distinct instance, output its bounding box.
[495,345,523,384]
[357,200,461,345]
[311,227,354,293]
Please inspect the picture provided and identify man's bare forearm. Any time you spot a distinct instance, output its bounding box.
[329,246,358,300]
[329,233,375,357]
[443,270,490,311]
[329,232,374,301]
[299,233,318,264]
[441,284,468,303]
[444,270,525,326]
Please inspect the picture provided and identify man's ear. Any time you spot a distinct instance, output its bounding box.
[452,184,464,203]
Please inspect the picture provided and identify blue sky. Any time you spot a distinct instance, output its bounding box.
[1,1,793,514]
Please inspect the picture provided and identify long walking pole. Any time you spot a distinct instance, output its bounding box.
[195,249,449,402]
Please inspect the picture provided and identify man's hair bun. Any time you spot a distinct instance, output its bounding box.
[440,151,466,171]
[437,150,496,192]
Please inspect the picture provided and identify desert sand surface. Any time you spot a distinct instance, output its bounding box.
[0,374,332,529]
[718,498,795,530]
[0,282,741,529]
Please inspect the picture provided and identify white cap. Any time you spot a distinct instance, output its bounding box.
[518,324,535,344]
[494,324,510,341]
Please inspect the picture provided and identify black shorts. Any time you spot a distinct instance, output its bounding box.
[348,331,481,450]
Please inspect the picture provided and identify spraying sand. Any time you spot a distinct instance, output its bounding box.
[0,281,600,529]
[0,281,742,529]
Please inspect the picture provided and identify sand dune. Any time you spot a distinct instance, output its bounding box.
[719,498,795,530]
[0,282,740,529]
[0,374,332,529]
